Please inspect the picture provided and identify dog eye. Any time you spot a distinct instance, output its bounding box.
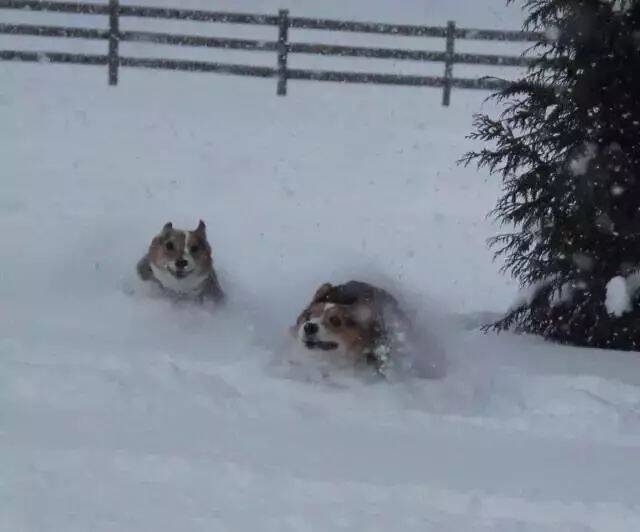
[165,241,174,251]
[189,245,200,254]
[329,316,342,327]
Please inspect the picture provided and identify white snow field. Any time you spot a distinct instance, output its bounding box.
[2,1,640,531]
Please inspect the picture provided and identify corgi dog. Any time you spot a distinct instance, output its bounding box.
[137,220,225,303]
[291,281,412,371]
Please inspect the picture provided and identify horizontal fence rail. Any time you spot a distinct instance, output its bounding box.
[0,0,541,105]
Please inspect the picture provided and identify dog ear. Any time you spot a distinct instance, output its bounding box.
[195,220,206,236]
[161,221,173,234]
[312,283,334,303]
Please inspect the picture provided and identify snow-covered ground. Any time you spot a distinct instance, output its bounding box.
[2,1,640,531]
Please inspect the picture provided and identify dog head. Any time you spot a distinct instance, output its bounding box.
[147,220,213,285]
[291,283,377,359]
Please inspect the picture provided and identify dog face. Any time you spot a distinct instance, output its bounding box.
[148,221,213,290]
[292,284,376,359]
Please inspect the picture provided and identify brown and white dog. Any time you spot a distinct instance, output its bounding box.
[291,281,412,371]
[136,220,225,303]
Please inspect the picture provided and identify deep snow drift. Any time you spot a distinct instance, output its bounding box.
[2,1,640,530]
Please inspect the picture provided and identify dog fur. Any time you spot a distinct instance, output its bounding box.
[137,220,225,303]
[291,280,412,369]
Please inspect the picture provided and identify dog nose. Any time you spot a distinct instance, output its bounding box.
[175,258,188,269]
[303,322,318,336]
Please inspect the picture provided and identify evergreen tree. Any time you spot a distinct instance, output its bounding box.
[463,0,640,349]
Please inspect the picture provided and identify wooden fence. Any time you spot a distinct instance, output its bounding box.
[0,0,541,105]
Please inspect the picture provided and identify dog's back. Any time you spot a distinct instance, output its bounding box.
[317,281,409,329]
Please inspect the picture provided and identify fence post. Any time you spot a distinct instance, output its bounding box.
[277,9,289,96]
[442,20,455,106]
[108,0,119,85]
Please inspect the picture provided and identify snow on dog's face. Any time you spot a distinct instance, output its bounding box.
[292,284,375,359]
[147,220,213,293]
